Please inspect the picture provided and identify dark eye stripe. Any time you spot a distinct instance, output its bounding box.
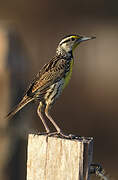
[60,39,70,45]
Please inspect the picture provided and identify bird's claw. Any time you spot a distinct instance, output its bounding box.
[45,131,79,140]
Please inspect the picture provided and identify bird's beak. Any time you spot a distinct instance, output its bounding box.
[73,35,96,51]
[78,36,96,43]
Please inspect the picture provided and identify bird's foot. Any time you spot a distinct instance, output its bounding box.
[59,132,79,139]
[35,131,79,140]
[36,132,49,136]
[46,131,79,139]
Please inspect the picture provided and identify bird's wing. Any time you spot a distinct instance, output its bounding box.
[26,56,67,98]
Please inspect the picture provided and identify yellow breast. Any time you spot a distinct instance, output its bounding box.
[63,59,74,89]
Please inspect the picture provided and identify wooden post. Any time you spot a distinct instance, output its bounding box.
[27,134,93,180]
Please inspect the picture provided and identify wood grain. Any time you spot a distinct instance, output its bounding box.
[27,134,93,180]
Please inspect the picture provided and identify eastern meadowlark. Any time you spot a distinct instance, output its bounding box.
[6,34,95,137]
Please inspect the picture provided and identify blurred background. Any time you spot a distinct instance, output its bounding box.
[0,0,118,179]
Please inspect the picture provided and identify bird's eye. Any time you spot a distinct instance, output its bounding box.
[71,38,75,41]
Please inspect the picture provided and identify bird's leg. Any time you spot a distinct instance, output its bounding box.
[45,104,61,133]
[45,104,70,138]
[37,104,50,133]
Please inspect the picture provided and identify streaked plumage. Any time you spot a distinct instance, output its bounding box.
[6,34,95,137]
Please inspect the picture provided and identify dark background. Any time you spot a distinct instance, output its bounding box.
[0,0,118,179]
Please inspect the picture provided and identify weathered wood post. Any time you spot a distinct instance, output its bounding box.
[27,134,93,180]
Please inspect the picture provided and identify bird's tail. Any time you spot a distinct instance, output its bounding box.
[6,95,34,120]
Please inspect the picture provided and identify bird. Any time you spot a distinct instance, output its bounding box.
[6,34,96,137]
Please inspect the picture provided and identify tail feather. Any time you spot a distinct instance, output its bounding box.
[6,95,34,120]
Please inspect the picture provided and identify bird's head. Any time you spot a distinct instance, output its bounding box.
[56,34,96,56]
